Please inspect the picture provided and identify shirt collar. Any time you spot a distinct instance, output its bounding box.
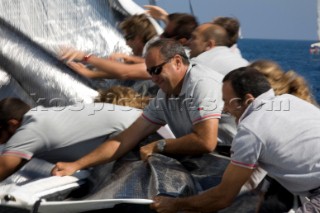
[239,89,275,122]
[179,63,195,97]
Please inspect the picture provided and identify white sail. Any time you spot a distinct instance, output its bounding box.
[310,0,320,52]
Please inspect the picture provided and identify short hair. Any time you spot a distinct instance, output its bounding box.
[202,23,229,46]
[223,67,271,100]
[212,17,240,47]
[249,60,318,105]
[95,86,151,109]
[146,38,189,65]
[165,13,198,40]
[0,98,31,128]
[119,14,157,44]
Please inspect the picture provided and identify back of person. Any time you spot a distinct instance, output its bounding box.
[2,103,142,163]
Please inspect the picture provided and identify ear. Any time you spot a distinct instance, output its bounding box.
[177,38,188,46]
[7,119,21,134]
[244,94,255,106]
[205,39,216,51]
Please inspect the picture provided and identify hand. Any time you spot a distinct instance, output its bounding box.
[51,161,80,176]
[140,142,157,161]
[150,196,179,213]
[60,47,87,63]
[144,5,169,24]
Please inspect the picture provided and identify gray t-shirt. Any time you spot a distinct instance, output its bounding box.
[2,103,141,163]
[231,90,320,195]
[142,63,235,145]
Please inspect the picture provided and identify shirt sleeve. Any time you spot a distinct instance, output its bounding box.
[2,128,47,160]
[230,126,263,169]
[188,79,223,125]
[142,94,167,126]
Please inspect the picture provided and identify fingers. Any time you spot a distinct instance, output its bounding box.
[51,162,63,176]
[59,47,86,63]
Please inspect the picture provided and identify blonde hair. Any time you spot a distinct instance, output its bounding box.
[95,86,151,109]
[249,60,318,105]
[119,14,157,45]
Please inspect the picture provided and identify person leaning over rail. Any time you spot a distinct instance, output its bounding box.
[0,96,145,182]
[60,14,157,81]
[150,67,320,213]
[51,38,235,177]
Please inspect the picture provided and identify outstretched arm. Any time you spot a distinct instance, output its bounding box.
[51,116,161,176]
[144,5,169,25]
[151,163,254,212]
[60,48,151,80]
[108,53,146,64]
[0,155,26,181]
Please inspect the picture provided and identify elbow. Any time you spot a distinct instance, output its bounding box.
[199,139,217,153]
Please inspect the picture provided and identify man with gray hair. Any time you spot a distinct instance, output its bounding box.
[52,39,233,178]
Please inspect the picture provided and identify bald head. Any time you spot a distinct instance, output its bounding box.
[188,23,229,58]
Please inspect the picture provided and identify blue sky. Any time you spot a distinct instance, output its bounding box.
[134,0,317,41]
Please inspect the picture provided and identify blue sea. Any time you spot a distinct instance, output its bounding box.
[238,39,320,104]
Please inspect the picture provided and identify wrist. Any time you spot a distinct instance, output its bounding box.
[82,53,93,62]
[156,139,166,153]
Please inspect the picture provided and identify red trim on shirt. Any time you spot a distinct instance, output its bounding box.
[192,113,221,124]
[231,160,257,169]
[141,114,165,126]
[2,151,32,160]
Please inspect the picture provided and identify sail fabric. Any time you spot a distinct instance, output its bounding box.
[0,0,131,106]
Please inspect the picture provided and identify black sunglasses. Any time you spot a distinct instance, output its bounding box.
[147,61,170,75]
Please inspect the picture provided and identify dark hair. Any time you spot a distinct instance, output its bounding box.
[146,38,189,65]
[165,13,198,40]
[212,17,240,47]
[223,67,271,100]
[0,98,30,128]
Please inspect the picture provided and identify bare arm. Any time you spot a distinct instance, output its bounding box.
[108,53,146,64]
[60,48,151,80]
[87,55,151,80]
[0,155,25,181]
[144,5,169,25]
[52,116,161,176]
[151,163,254,212]
[140,118,219,160]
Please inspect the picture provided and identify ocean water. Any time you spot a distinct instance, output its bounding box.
[238,39,320,104]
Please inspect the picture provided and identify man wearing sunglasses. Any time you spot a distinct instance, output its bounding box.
[52,39,232,183]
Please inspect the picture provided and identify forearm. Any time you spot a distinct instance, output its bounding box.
[74,140,121,170]
[163,134,217,156]
[174,187,232,212]
[161,119,219,156]
[87,56,150,80]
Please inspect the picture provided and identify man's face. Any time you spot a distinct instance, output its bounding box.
[145,48,181,95]
[188,26,208,58]
[222,81,247,123]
